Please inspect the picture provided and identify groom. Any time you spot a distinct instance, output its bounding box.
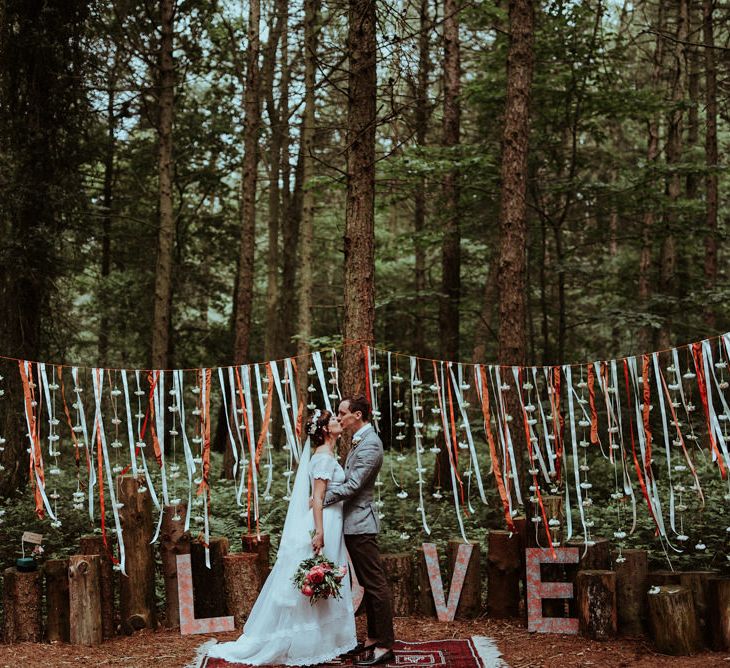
[323,395,395,666]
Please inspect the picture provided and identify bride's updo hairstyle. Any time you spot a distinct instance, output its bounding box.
[305,409,333,447]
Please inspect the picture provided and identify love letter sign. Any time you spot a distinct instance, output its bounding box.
[525,547,579,633]
[422,542,474,622]
[176,554,235,635]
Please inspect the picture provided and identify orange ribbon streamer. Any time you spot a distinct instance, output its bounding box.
[256,364,274,467]
[146,371,163,467]
[691,342,727,478]
[432,361,466,508]
[518,369,553,552]
[18,361,45,519]
[549,367,564,478]
[92,368,111,554]
[587,364,600,446]
[641,355,653,472]
[446,368,466,507]
[477,365,514,531]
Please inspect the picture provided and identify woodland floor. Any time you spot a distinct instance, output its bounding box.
[0,616,728,668]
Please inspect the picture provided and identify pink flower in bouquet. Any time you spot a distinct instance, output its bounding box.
[302,584,314,597]
[308,567,325,584]
[336,565,347,579]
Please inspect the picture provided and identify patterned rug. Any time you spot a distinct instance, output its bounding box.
[197,637,507,668]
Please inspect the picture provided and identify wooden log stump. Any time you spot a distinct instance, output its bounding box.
[223,553,264,628]
[159,503,190,628]
[575,570,617,640]
[241,532,270,580]
[566,537,612,570]
[69,555,103,646]
[679,570,715,644]
[3,567,42,643]
[381,553,414,617]
[191,536,230,618]
[416,547,435,617]
[647,585,701,656]
[45,558,70,642]
[487,530,521,618]
[118,475,157,633]
[79,534,115,638]
[512,516,528,615]
[612,549,647,635]
[707,576,730,651]
[647,570,681,587]
[447,539,481,619]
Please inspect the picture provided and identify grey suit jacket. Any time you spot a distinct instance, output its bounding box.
[323,424,383,535]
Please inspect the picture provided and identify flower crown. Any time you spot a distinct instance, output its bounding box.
[308,409,322,435]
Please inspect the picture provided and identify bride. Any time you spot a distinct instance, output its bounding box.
[207,409,357,665]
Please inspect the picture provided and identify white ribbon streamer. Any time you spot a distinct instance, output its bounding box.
[91,369,126,575]
[410,357,430,535]
[72,367,95,521]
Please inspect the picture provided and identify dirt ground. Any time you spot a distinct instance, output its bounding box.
[0,616,728,668]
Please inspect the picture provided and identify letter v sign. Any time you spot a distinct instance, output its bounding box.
[422,542,474,621]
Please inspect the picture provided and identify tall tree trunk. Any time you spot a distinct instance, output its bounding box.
[413,0,430,355]
[342,0,377,396]
[685,4,700,201]
[297,0,321,403]
[280,149,303,356]
[233,0,261,365]
[637,0,665,352]
[277,5,292,357]
[151,0,176,370]
[703,0,718,329]
[99,71,116,366]
[473,249,498,363]
[658,0,688,350]
[497,0,535,489]
[224,0,261,479]
[539,213,551,364]
[263,0,287,362]
[439,0,461,361]
[552,221,566,363]
[609,205,621,354]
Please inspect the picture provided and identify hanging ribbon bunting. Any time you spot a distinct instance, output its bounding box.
[4,334,730,566]
[217,367,239,483]
[475,365,514,532]
[410,356,430,536]
[18,361,54,520]
[312,351,333,413]
[449,363,487,504]
[91,369,126,573]
[432,360,468,542]
[691,342,727,477]
[72,367,96,521]
[563,366,589,547]
[173,369,195,531]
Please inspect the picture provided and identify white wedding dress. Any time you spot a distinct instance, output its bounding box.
[207,442,356,665]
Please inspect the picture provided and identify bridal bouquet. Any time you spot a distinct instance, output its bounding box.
[292,555,347,604]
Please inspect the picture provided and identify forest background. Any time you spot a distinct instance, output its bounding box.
[0,0,728,549]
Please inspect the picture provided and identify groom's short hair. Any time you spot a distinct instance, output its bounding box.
[344,394,370,421]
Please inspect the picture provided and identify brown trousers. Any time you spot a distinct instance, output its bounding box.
[345,533,395,649]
